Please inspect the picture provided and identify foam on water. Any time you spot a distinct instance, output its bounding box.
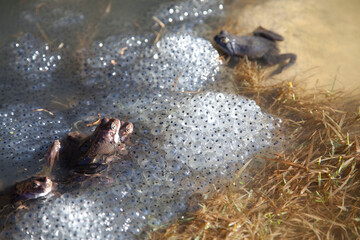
[0,0,285,239]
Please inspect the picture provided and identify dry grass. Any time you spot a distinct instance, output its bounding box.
[148,60,360,239]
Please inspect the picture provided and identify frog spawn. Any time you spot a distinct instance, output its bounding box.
[132,34,221,92]
[128,91,283,192]
[1,91,283,239]
[151,0,224,27]
[0,104,69,189]
[156,92,280,170]
[82,34,152,87]
[83,33,221,92]
[1,0,285,239]
[0,33,62,104]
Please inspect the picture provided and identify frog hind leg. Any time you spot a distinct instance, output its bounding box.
[263,52,297,76]
[73,163,108,175]
[253,26,284,42]
[66,132,88,150]
[40,140,61,176]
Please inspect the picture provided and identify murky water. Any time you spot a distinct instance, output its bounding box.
[230,0,360,94]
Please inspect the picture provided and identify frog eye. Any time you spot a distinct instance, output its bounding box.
[221,37,229,44]
[111,122,117,130]
[32,182,39,188]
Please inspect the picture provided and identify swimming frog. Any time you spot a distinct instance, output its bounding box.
[214,26,296,76]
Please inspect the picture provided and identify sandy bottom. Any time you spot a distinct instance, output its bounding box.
[230,0,360,95]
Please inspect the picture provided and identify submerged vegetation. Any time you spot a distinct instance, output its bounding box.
[149,59,360,239]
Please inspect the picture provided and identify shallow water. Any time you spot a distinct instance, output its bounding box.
[231,0,360,94]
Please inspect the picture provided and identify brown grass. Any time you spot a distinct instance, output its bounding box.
[148,59,360,239]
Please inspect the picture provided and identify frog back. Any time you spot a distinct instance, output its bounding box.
[233,35,277,58]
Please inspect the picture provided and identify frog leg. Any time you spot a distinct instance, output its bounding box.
[73,163,108,175]
[40,140,61,176]
[95,174,114,184]
[67,131,87,143]
[115,142,130,156]
[263,51,297,76]
[71,172,114,186]
[253,26,284,41]
[66,131,89,152]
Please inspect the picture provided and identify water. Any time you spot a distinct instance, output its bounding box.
[231,0,360,94]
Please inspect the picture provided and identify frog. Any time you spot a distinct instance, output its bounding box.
[1,117,132,209]
[47,117,134,175]
[12,176,53,202]
[0,176,54,211]
[0,176,54,229]
[0,142,59,209]
[214,26,297,76]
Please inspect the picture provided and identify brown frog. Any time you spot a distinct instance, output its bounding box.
[0,143,60,209]
[47,117,134,175]
[0,117,132,209]
[0,176,53,209]
[0,176,54,229]
[12,176,53,202]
